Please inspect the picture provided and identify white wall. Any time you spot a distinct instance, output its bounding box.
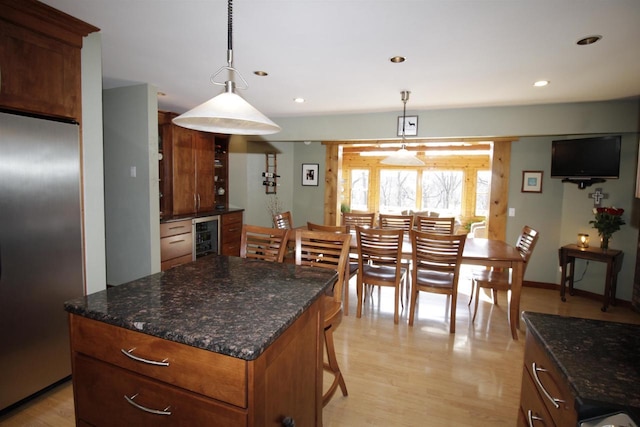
[81,32,107,295]
[103,84,160,285]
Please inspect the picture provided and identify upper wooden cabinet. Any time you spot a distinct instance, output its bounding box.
[159,111,230,217]
[0,0,98,121]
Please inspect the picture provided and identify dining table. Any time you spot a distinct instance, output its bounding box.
[288,227,525,339]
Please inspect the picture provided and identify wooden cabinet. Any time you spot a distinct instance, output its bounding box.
[221,211,243,256]
[160,219,192,271]
[518,332,577,427]
[68,295,324,426]
[158,111,230,217]
[0,0,98,121]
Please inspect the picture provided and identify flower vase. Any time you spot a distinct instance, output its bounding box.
[600,234,610,249]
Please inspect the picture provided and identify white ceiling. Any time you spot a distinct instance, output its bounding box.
[41,0,640,119]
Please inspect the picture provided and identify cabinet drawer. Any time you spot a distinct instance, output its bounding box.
[70,315,247,407]
[524,334,576,427]
[160,233,193,262]
[161,254,192,271]
[74,354,247,427]
[160,219,192,238]
[519,369,556,427]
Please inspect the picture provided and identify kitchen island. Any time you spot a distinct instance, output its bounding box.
[520,311,640,426]
[64,255,337,426]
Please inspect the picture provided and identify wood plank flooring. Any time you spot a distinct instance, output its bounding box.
[1,266,638,426]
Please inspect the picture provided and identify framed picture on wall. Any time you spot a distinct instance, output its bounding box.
[302,163,319,186]
[521,170,543,193]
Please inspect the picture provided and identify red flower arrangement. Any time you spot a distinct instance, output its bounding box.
[589,207,625,248]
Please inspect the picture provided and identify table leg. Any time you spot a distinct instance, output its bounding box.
[602,261,614,312]
[559,249,568,301]
[509,260,524,340]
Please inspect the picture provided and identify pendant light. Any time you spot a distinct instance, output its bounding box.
[381,90,425,166]
[173,0,281,135]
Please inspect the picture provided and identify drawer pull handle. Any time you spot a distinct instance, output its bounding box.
[124,393,172,416]
[532,362,564,409]
[121,348,170,366]
[169,239,186,245]
[168,226,185,230]
[526,410,544,427]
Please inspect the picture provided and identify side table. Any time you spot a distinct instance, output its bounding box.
[558,244,624,311]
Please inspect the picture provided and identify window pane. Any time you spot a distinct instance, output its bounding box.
[421,171,462,216]
[350,169,369,211]
[475,170,491,217]
[379,169,417,213]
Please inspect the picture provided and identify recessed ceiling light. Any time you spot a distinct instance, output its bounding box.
[293,97,305,103]
[254,70,268,76]
[533,80,549,87]
[577,35,602,46]
[390,56,406,63]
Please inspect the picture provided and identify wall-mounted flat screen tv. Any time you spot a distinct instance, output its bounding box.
[551,135,621,179]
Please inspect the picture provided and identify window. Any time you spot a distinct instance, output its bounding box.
[350,169,369,211]
[421,171,462,216]
[379,169,417,213]
[475,170,491,216]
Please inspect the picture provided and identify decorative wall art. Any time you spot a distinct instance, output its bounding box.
[302,163,319,186]
[521,170,543,193]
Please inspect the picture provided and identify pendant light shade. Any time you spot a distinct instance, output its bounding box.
[173,0,281,135]
[381,90,425,166]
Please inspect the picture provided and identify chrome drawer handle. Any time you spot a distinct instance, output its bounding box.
[121,348,169,366]
[532,362,564,409]
[124,393,172,416]
[526,410,544,427]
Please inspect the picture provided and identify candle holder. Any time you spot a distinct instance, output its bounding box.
[577,233,590,248]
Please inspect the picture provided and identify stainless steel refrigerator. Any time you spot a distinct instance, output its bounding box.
[0,112,84,411]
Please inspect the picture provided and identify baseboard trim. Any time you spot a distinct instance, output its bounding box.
[523,280,633,310]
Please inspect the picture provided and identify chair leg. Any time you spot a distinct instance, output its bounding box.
[492,289,499,305]
[450,288,457,334]
[472,280,480,323]
[393,282,400,324]
[468,279,475,306]
[323,325,348,407]
[408,285,418,326]
[356,279,363,318]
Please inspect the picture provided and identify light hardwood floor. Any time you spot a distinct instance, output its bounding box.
[1,266,639,426]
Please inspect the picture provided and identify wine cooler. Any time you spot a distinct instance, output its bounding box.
[192,216,220,259]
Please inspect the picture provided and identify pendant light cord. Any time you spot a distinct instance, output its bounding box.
[227,0,233,53]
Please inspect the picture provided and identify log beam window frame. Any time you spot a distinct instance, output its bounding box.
[322,138,517,241]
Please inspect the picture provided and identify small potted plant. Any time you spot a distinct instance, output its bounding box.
[589,207,625,249]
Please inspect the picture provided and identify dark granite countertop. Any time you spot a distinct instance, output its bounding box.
[522,311,640,421]
[161,208,244,223]
[64,255,336,361]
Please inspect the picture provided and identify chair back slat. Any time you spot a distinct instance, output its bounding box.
[411,230,466,274]
[379,214,414,231]
[295,229,351,304]
[356,226,404,266]
[273,211,294,229]
[342,212,376,228]
[240,224,289,262]
[416,216,456,234]
[516,225,539,274]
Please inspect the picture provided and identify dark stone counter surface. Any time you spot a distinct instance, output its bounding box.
[64,255,336,361]
[160,208,243,223]
[522,311,640,420]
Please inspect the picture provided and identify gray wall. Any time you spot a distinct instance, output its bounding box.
[81,32,106,295]
[103,84,160,285]
[229,100,639,301]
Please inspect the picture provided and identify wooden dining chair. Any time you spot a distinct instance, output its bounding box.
[471,225,539,323]
[342,212,376,228]
[307,222,357,316]
[294,229,351,406]
[416,216,456,234]
[355,226,407,324]
[272,211,294,229]
[408,230,467,332]
[239,224,289,262]
[379,214,414,303]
